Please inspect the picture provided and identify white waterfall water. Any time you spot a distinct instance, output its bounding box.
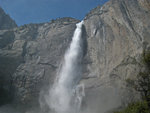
[45,21,84,113]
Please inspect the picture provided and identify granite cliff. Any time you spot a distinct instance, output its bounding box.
[0,7,17,30]
[0,0,150,113]
[82,0,150,112]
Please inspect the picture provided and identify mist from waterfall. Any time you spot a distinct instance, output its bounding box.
[43,21,84,113]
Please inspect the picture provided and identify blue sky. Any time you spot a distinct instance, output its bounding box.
[0,0,109,26]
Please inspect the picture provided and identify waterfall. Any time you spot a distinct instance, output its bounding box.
[45,21,84,113]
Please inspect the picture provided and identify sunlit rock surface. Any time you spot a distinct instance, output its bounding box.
[82,0,150,112]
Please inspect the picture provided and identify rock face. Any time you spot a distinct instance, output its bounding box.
[0,0,150,113]
[0,17,79,108]
[0,7,17,30]
[82,0,150,112]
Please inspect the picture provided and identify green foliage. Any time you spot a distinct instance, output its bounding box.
[126,78,135,85]
[51,19,55,23]
[136,72,150,98]
[114,101,150,113]
[115,51,150,113]
[143,51,150,68]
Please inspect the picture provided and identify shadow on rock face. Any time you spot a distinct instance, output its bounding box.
[81,25,88,57]
[0,104,19,113]
[0,87,12,106]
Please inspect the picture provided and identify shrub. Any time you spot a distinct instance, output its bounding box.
[115,51,150,113]
[114,101,150,113]
[126,78,135,86]
[143,51,150,68]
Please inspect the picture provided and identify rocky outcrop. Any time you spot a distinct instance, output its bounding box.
[0,0,150,113]
[82,0,150,113]
[0,18,79,108]
[0,7,17,30]
[12,18,79,105]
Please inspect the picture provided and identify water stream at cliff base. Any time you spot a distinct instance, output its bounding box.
[44,21,85,113]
